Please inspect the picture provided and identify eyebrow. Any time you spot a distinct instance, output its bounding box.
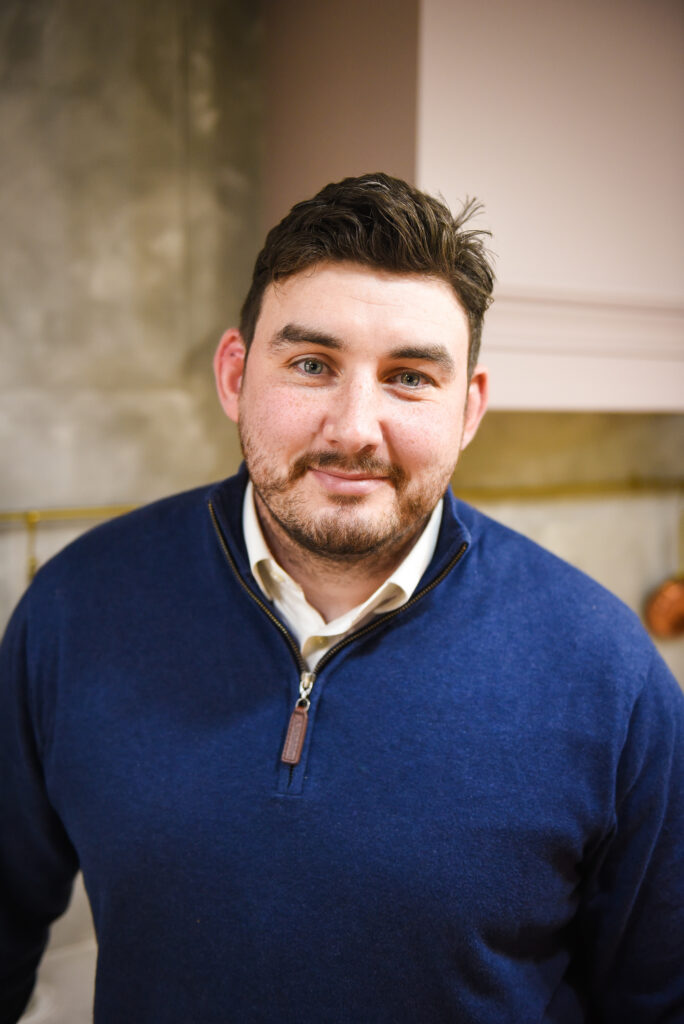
[269,324,344,352]
[269,324,457,378]
[387,345,456,377]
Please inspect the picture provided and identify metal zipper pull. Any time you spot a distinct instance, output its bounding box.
[281,671,315,766]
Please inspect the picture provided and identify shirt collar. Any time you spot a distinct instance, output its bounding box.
[242,479,282,601]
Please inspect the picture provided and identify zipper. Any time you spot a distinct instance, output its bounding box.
[281,670,315,765]
[208,500,468,769]
[208,501,307,674]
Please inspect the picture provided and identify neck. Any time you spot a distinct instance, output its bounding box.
[254,494,427,622]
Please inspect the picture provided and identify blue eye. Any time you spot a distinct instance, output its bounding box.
[399,371,424,387]
[302,358,324,375]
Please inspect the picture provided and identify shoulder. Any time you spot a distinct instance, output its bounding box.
[35,484,210,582]
[446,495,675,704]
[454,494,639,615]
[18,481,241,634]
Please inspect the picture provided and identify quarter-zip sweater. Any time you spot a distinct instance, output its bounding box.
[1,467,683,1023]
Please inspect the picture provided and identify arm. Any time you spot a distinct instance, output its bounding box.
[0,596,79,1023]
[579,653,684,1021]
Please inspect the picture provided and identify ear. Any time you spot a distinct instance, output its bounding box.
[460,365,489,450]
[214,328,246,424]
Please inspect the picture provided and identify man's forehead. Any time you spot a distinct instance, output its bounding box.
[257,261,469,337]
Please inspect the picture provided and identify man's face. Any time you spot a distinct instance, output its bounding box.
[215,262,487,562]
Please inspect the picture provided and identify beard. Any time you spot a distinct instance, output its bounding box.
[239,422,448,562]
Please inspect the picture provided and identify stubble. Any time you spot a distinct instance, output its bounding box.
[239,421,447,566]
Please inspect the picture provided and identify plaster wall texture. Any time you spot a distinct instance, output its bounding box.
[456,412,684,489]
[0,0,255,516]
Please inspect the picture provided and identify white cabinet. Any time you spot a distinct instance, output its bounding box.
[417,0,684,410]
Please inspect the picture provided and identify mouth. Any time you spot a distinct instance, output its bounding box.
[308,467,390,496]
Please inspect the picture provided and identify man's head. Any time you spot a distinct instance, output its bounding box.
[239,172,494,380]
[215,173,494,575]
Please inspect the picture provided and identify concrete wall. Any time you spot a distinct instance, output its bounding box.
[0,0,256,516]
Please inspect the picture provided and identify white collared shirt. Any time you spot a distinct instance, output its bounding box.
[242,480,443,669]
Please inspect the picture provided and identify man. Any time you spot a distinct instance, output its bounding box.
[1,174,682,1023]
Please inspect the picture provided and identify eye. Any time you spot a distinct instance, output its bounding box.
[394,370,430,388]
[304,358,324,375]
[294,357,326,375]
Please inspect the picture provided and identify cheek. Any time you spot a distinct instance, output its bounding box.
[241,383,322,449]
[390,410,464,470]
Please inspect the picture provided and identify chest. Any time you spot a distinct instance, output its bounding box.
[43,631,611,958]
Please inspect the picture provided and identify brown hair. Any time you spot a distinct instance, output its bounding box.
[240,172,495,378]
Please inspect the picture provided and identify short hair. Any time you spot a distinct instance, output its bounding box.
[239,172,495,378]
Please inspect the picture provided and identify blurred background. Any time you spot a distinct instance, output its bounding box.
[1,1,682,1020]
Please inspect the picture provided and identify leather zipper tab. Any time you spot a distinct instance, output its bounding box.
[281,705,308,765]
[281,670,316,766]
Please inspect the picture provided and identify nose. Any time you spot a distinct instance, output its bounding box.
[321,378,383,453]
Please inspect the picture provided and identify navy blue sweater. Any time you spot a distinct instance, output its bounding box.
[1,468,683,1022]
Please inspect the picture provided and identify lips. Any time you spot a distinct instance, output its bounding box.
[316,468,385,481]
[287,451,407,492]
[308,468,389,496]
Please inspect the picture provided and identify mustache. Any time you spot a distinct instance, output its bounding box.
[290,451,407,489]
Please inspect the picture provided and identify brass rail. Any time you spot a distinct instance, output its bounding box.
[456,478,683,503]
[0,505,136,582]
[0,505,137,524]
